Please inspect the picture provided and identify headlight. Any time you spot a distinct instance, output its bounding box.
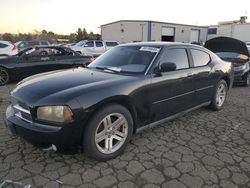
[234,64,247,71]
[37,106,73,123]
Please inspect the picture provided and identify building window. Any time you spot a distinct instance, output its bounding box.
[208,28,217,35]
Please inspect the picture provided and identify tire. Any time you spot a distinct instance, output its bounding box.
[210,79,228,111]
[39,51,48,57]
[0,67,10,86]
[83,104,133,161]
[244,72,250,87]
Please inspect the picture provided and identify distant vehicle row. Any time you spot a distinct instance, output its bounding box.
[0,46,92,86]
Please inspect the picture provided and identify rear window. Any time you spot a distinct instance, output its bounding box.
[0,43,8,48]
[106,42,119,47]
[191,49,210,67]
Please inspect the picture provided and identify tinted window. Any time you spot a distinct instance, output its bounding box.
[106,42,119,47]
[161,48,189,70]
[95,41,103,47]
[0,43,8,48]
[41,41,49,45]
[27,41,40,46]
[85,41,94,47]
[191,49,210,67]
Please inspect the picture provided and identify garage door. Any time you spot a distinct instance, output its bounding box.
[162,27,175,42]
[190,29,200,43]
[162,27,175,36]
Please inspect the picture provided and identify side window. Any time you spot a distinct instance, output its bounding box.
[41,41,49,45]
[95,41,103,47]
[85,41,94,47]
[0,43,8,48]
[106,42,119,47]
[191,49,210,67]
[161,48,189,70]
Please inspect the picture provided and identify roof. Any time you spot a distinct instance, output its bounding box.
[120,41,204,48]
[101,20,208,29]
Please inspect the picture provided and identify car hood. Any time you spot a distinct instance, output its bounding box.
[205,37,250,57]
[11,67,135,104]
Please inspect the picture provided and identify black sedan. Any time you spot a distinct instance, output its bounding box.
[5,42,233,161]
[205,37,250,86]
[0,46,93,85]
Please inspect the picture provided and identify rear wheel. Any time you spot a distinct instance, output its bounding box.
[83,104,133,161]
[244,72,250,87]
[0,67,9,86]
[210,79,228,111]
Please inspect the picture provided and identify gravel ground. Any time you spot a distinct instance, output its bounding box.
[0,84,250,188]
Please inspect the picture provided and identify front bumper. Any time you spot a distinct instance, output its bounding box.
[233,70,246,83]
[4,105,83,152]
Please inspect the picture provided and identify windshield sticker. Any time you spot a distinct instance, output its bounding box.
[140,47,160,53]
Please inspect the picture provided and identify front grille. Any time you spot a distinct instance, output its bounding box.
[12,98,32,123]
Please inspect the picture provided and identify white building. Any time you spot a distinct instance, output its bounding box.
[101,20,208,44]
[207,16,250,42]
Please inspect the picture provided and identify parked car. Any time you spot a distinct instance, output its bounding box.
[0,40,18,56]
[205,37,250,86]
[5,42,233,161]
[16,40,50,52]
[70,40,119,56]
[0,46,93,85]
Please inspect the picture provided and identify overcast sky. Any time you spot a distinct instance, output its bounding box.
[0,0,250,34]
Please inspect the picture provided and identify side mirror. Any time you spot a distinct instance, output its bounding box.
[84,44,89,47]
[158,62,176,72]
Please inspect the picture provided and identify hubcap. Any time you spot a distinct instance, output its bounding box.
[0,69,8,85]
[216,83,226,107]
[95,113,128,154]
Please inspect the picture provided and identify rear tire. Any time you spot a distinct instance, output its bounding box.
[210,79,228,111]
[0,67,10,86]
[83,104,133,161]
[244,72,250,87]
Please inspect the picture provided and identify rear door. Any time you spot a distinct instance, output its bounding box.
[188,48,215,105]
[149,47,195,122]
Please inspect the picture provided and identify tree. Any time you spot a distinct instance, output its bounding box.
[2,33,15,42]
[76,28,83,42]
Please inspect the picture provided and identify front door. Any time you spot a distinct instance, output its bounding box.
[149,47,195,122]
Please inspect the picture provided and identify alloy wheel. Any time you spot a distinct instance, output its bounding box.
[216,83,227,107]
[95,113,128,154]
[0,68,9,85]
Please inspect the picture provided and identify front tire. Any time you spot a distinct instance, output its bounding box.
[210,79,228,111]
[0,67,10,86]
[244,72,250,87]
[83,104,133,161]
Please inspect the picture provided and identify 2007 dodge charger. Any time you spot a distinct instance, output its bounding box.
[5,42,234,161]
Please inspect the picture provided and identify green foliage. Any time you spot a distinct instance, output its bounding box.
[0,28,100,43]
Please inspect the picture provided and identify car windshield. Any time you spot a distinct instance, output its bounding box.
[88,46,160,74]
[76,40,87,47]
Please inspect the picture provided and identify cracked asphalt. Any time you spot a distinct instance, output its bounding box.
[0,84,250,188]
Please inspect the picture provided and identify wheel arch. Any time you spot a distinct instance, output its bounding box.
[88,95,138,134]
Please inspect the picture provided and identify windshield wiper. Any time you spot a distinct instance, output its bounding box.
[94,66,121,73]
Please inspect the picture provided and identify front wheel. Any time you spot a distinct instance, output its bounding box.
[244,72,250,87]
[0,67,10,86]
[210,79,228,111]
[83,104,133,161]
